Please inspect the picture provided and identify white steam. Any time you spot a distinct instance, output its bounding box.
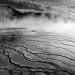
[0,15,75,38]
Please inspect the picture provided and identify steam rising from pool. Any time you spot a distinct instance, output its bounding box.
[1,12,75,38]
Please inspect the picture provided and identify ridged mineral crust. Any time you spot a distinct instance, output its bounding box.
[0,28,75,75]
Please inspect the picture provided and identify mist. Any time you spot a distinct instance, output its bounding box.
[1,13,75,38]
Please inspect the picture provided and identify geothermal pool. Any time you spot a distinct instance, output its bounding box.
[0,1,75,75]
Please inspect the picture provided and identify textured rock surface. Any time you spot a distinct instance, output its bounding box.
[0,28,75,75]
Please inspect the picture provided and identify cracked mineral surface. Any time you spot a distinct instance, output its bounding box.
[0,0,75,75]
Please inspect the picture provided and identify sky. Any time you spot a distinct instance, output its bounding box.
[8,0,75,6]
